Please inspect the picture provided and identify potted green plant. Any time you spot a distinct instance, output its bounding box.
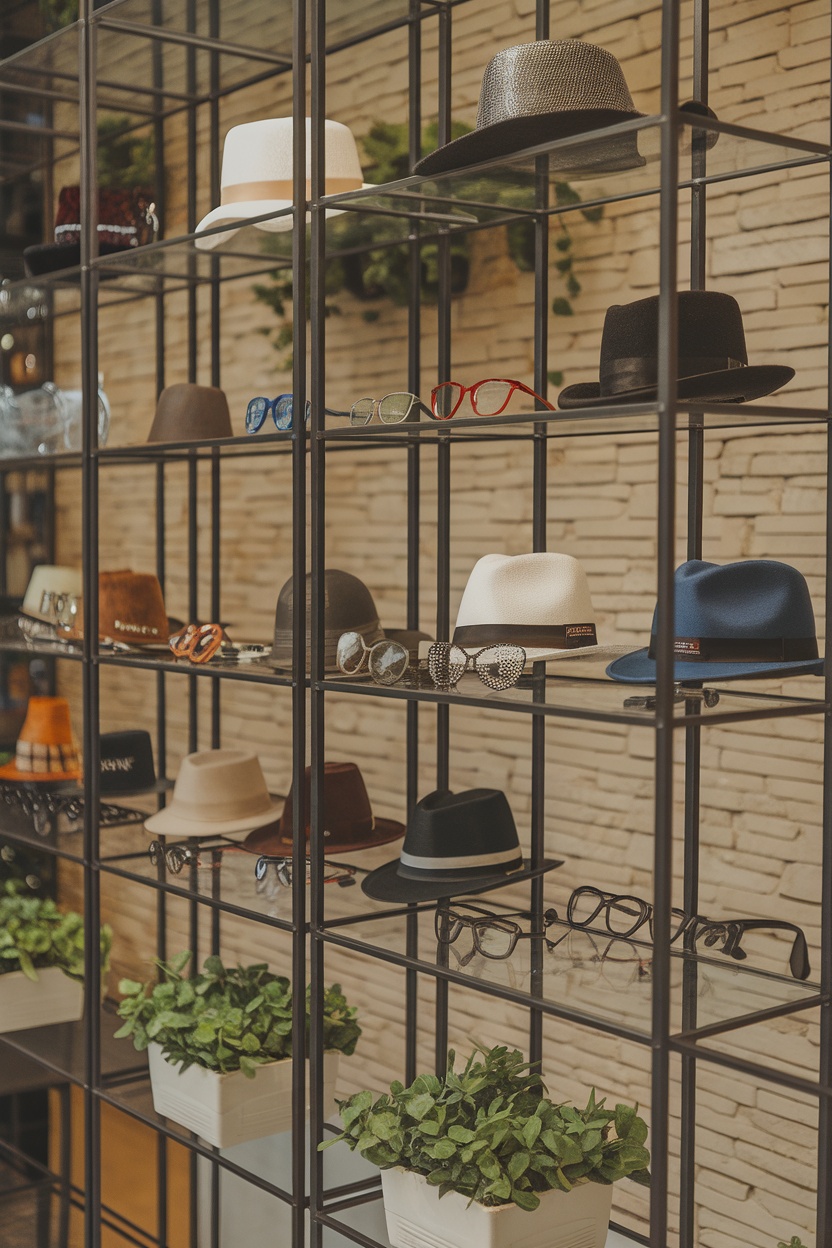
[324,1045,650,1248]
[116,952,361,1149]
[0,880,112,1034]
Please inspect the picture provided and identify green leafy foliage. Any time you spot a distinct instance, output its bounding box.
[778,1238,810,1248]
[97,116,156,191]
[0,880,111,984]
[115,953,361,1078]
[324,1046,650,1211]
[38,0,78,30]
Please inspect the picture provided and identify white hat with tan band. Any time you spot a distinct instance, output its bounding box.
[194,117,372,249]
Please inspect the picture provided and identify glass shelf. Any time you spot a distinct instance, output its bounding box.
[319,905,821,1047]
[321,666,828,729]
[0,1007,146,1091]
[96,428,295,460]
[318,402,830,443]
[0,0,442,116]
[323,114,831,235]
[96,650,293,686]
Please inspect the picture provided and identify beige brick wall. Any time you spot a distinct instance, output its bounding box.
[48,1,829,1244]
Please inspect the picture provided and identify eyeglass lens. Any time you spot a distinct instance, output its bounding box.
[337,631,368,674]
[368,640,409,685]
[246,396,267,433]
[378,393,416,424]
[274,395,294,430]
[432,383,462,419]
[349,398,375,427]
[428,643,525,691]
[470,380,513,415]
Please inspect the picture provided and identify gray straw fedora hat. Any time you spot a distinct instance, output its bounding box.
[414,40,645,177]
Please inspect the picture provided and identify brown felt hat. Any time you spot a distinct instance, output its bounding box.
[244,761,405,855]
[147,384,233,444]
[0,696,81,784]
[98,570,174,645]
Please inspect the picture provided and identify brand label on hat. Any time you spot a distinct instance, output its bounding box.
[102,756,134,773]
[564,623,597,647]
[114,619,159,636]
[674,637,702,657]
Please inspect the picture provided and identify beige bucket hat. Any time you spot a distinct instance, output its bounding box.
[195,117,372,250]
[144,748,282,838]
[452,552,628,662]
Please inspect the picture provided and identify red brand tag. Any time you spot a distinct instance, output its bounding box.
[674,637,702,656]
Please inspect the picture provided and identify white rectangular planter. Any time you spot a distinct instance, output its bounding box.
[381,1166,613,1248]
[148,1044,339,1150]
[0,966,84,1034]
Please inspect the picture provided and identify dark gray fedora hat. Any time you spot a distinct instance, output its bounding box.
[362,787,562,903]
[414,40,645,178]
[267,568,428,674]
[558,291,795,409]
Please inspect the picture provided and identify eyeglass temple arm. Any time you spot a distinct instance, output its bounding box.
[514,380,555,411]
[724,917,811,980]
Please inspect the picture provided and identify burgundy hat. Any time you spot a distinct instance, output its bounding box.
[23,186,159,278]
[147,384,233,444]
[244,761,405,856]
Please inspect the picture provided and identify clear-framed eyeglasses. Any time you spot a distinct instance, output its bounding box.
[254,855,357,888]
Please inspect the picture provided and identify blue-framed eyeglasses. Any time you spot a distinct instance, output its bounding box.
[245,393,311,434]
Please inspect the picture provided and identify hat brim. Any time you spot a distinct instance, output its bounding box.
[244,814,406,857]
[606,647,824,684]
[361,856,563,904]
[144,795,282,838]
[523,643,634,663]
[413,110,645,178]
[0,762,81,784]
[194,188,375,251]
[23,240,136,279]
[557,365,796,410]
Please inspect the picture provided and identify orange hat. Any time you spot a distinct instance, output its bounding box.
[0,696,81,784]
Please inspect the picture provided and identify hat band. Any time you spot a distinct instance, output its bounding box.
[220,177,363,205]
[646,634,819,662]
[602,355,745,396]
[17,741,78,773]
[453,623,597,649]
[399,845,522,871]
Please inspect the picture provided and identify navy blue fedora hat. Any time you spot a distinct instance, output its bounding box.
[607,560,824,684]
[361,788,562,903]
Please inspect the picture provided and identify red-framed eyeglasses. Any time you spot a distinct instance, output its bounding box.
[430,378,554,420]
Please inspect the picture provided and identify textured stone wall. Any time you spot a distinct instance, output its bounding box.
[48,0,830,1244]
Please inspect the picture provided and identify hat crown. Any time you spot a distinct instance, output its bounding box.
[99,570,170,643]
[99,730,157,792]
[654,559,816,641]
[476,40,637,129]
[22,565,82,621]
[455,552,595,630]
[398,788,521,880]
[18,696,74,746]
[278,761,373,842]
[148,383,232,443]
[168,749,274,822]
[269,568,383,670]
[601,291,748,369]
[220,117,363,190]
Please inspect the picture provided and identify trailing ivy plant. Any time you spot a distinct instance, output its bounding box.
[115,952,361,1079]
[0,879,111,984]
[323,1045,650,1212]
[253,120,602,379]
[778,1239,809,1248]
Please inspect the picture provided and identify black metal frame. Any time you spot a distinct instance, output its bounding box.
[0,1,827,1246]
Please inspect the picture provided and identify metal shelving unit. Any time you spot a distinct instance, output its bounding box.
[0,0,828,1246]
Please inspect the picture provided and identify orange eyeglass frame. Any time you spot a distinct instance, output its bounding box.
[169,622,225,664]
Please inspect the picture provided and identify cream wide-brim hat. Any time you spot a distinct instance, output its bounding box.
[20,565,83,623]
[195,117,373,251]
[452,552,629,663]
[144,748,282,839]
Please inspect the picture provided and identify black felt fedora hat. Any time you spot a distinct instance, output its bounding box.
[558,291,795,409]
[607,559,824,684]
[414,40,645,178]
[98,730,172,797]
[362,788,562,903]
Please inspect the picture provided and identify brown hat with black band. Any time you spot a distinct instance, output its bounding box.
[147,383,233,444]
[244,761,405,856]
